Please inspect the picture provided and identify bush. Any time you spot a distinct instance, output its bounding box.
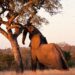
[63,51,75,67]
[67,60,75,67]
[63,51,71,61]
[0,53,16,71]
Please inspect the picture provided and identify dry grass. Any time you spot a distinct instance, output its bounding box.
[0,68,75,75]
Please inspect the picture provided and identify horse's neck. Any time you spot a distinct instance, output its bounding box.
[31,34,41,49]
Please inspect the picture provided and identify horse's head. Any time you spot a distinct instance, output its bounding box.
[31,34,40,49]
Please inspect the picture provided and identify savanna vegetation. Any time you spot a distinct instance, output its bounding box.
[0,47,75,71]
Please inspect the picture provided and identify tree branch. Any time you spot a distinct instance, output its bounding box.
[13,28,23,38]
[7,15,17,26]
[0,18,7,25]
[6,23,24,38]
[6,14,18,36]
[12,24,24,38]
[0,28,8,39]
[0,14,17,26]
[7,25,20,30]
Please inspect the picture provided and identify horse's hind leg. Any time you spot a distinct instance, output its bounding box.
[31,57,45,70]
[37,59,46,70]
[60,57,69,70]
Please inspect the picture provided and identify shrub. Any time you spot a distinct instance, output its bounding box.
[0,53,16,70]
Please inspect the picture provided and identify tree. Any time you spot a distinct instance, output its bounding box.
[0,0,62,71]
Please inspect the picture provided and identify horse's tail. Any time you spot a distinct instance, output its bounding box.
[54,44,69,70]
[60,55,69,70]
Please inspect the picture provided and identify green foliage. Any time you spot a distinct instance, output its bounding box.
[63,51,71,61]
[63,51,75,67]
[67,60,75,67]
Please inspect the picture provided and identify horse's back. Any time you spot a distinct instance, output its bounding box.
[40,43,61,54]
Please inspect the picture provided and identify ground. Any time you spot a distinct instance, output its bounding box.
[0,68,75,75]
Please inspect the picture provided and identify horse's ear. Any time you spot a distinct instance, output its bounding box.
[31,34,40,49]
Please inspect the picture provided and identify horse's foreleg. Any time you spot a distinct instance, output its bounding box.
[37,61,46,70]
[31,58,37,70]
[31,49,37,70]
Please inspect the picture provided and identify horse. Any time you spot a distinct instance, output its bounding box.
[30,34,69,70]
[22,24,48,69]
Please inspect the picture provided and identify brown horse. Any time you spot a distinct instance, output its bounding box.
[30,34,69,70]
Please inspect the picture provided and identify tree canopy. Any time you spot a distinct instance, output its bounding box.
[0,0,62,26]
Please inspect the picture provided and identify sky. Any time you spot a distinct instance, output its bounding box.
[0,0,75,49]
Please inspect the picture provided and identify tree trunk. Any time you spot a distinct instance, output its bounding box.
[9,37,24,72]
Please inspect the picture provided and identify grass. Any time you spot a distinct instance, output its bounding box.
[0,68,75,75]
